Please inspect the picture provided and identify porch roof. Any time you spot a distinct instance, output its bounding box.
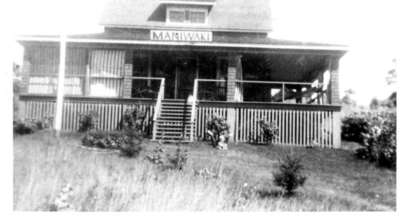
[17,33,348,55]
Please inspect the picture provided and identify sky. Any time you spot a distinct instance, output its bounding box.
[9,0,400,105]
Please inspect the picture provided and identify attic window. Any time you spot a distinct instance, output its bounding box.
[167,7,208,25]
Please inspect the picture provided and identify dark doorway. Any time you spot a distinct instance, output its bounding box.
[176,58,197,99]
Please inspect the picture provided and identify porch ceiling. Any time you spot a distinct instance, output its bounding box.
[268,54,328,82]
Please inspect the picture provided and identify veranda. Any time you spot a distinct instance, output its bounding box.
[17,36,345,148]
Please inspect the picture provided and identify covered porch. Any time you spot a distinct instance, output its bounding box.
[17,36,345,148]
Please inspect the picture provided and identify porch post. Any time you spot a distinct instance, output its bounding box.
[328,56,341,148]
[123,50,133,98]
[54,36,67,134]
[226,54,242,142]
[20,51,31,94]
[18,57,31,119]
[226,54,242,102]
[328,56,340,105]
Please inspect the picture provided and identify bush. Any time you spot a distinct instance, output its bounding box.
[13,117,52,135]
[146,144,165,166]
[249,120,279,145]
[81,130,143,157]
[167,146,189,170]
[146,144,189,171]
[341,115,370,143]
[273,155,307,196]
[345,111,396,169]
[359,112,396,169]
[118,107,146,132]
[119,129,143,158]
[78,111,98,132]
[206,115,230,148]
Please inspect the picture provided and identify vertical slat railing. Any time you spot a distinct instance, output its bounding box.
[152,78,165,140]
[190,79,199,141]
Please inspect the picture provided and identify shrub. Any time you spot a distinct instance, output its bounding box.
[249,120,279,145]
[273,155,307,196]
[119,129,143,158]
[81,130,143,157]
[359,112,396,169]
[206,115,230,147]
[146,144,165,166]
[146,144,189,171]
[78,111,98,132]
[13,117,52,135]
[341,115,370,143]
[166,146,189,170]
[118,107,146,132]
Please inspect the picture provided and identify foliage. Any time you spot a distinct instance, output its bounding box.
[341,114,370,143]
[13,117,52,135]
[273,155,307,196]
[13,78,22,119]
[81,130,143,158]
[357,111,396,169]
[78,111,99,132]
[119,129,143,158]
[118,106,146,132]
[166,146,189,170]
[15,132,397,211]
[146,144,189,171]
[344,111,396,169]
[206,115,230,147]
[249,120,279,145]
[341,89,357,105]
[146,143,165,166]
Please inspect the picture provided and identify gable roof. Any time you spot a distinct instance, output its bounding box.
[100,0,272,33]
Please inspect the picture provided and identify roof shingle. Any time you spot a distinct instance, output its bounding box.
[100,0,272,32]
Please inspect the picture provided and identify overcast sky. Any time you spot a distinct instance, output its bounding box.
[10,0,399,105]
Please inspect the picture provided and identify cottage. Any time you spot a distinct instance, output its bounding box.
[17,0,347,147]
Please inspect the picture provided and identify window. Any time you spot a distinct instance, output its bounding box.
[88,50,125,97]
[167,7,207,24]
[27,46,85,96]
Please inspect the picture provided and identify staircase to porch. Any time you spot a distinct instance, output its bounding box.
[153,99,194,142]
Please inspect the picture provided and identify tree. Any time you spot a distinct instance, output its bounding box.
[341,89,357,107]
[385,58,397,86]
[369,97,380,110]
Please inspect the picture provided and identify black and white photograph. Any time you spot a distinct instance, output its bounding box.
[8,0,398,213]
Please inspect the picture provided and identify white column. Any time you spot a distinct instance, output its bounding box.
[54,36,67,134]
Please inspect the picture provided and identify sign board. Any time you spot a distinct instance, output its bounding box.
[150,30,212,42]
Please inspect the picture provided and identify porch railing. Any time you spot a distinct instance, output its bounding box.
[190,79,199,141]
[152,77,165,140]
[197,78,227,101]
[235,80,315,104]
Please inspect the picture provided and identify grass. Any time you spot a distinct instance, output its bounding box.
[13,131,396,211]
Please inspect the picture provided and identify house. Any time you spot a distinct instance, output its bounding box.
[17,0,347,147]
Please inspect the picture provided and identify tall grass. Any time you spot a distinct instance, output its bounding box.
[14,131,396,211]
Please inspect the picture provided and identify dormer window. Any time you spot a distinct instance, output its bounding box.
[167,7,208,25]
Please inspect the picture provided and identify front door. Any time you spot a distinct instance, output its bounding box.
[175,58,197,99]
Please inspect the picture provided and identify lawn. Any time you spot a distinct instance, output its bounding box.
[13,131,396,211]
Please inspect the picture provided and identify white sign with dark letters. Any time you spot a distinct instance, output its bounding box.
[150,30,212,42]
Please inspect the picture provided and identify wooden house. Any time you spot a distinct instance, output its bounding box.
[17,0,347,147]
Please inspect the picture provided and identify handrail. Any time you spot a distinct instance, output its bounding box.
[190,79,199,141]
[236,80,313,86]
[196,78,226,82]
[152,78,165,140]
